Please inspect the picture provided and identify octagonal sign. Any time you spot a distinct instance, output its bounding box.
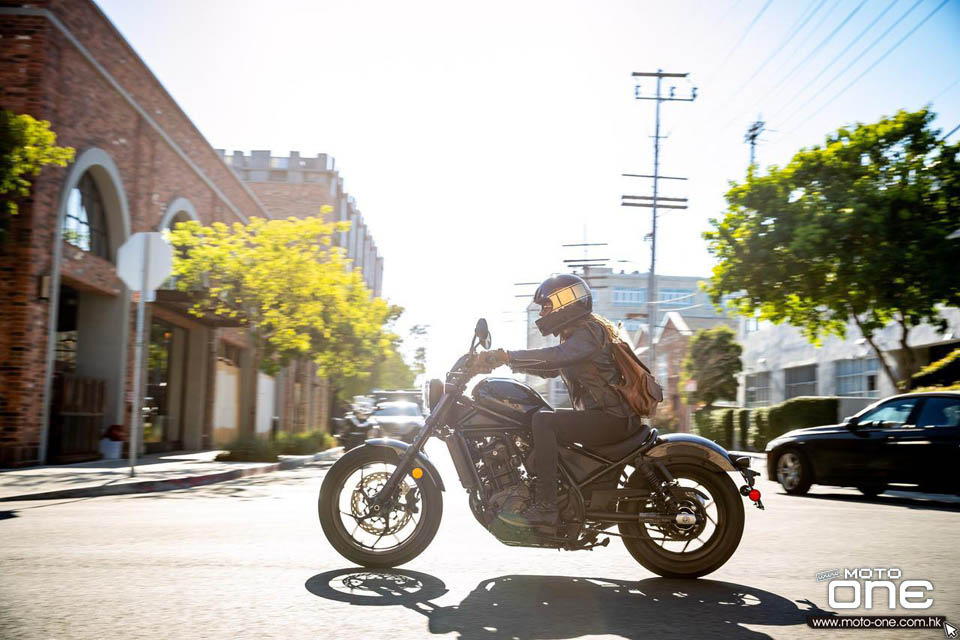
[116,232,173,292]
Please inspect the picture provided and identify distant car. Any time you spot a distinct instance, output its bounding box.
[766,392,960,497]
[373,400,425,443]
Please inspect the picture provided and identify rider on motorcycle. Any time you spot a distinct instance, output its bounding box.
[479,273,650,528]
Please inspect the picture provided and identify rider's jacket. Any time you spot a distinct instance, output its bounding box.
[506,316,631,418]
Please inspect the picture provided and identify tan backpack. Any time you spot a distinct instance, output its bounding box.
[609,339,663,417]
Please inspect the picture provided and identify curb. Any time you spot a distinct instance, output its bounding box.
[0,447,344,502]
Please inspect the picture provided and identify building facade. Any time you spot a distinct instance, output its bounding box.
[735,309,960,409]
[0,0,382,466]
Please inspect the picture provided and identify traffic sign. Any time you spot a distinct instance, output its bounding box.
[116,232,172,292]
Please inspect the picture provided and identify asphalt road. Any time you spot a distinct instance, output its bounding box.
[2,442,959,640]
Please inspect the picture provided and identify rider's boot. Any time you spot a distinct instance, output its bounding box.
[498,484,558,528]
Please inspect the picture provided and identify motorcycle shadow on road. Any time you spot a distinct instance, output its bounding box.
[305,568,831,639]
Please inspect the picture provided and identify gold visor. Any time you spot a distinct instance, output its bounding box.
[547,282,589,311]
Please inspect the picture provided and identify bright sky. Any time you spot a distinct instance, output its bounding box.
[97,0,960,379]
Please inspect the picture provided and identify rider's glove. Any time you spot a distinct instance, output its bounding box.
[477,349,510,370]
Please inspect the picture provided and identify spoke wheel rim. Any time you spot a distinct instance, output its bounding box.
[335,461,424,555]
[641,477,722,556]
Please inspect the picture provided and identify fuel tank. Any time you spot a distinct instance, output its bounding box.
[472,377,551,423]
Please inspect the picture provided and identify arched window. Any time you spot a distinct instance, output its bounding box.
[168,210,192,230]
[63,172,110,260]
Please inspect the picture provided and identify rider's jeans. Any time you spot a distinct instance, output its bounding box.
[531,409,636,505]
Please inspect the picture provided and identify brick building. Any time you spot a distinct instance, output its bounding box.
[0,0,381,465]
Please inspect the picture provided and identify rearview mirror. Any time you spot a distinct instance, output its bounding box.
[475,318,492,350]
[844,416,859,429]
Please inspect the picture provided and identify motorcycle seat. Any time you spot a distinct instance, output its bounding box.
[587,424,653,461]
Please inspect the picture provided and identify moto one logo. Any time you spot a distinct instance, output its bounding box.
[827,568,934,610]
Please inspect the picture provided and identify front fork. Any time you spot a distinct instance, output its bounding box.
[368,394,453,510]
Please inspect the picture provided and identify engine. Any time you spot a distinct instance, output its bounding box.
[468,435,532,521]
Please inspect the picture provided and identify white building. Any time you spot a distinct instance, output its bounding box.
[736,308,960,409]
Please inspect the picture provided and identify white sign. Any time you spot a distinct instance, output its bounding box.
[116,232,173,292]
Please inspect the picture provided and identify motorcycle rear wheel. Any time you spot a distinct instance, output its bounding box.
[619,462,744,579]
[318,446,442,568]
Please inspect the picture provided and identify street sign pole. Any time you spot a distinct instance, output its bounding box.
[127,238,150,477]
[116,232,170,477]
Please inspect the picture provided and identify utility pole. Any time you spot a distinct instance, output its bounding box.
[745,117,765,167]
[622,69,696,369]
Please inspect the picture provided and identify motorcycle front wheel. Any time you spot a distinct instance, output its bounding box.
[318,445,442,568]
[619,462,744,579]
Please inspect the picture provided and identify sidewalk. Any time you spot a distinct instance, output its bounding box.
[0,448,343,502]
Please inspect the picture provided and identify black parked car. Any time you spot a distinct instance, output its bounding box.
[765,392,960,497]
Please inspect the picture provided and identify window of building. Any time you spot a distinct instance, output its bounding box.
[613,287,646,306]
[217,341,242,367]
[269,157,288,169]
[745,372,770,407]
[835,358,880,398]
[659,288,695,307]
[63,172,109,260]
[268,170,287,182]
[785,364,817,398]
[618,318,645,331]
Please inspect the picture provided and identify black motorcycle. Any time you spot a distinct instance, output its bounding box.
[318,319,764,578]
[332,410,379,452]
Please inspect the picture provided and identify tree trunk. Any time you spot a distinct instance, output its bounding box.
[851,315,899,390]
[243,330,262,439]
[896,316,918,390]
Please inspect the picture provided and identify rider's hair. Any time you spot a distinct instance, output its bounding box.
[585,313,624,344]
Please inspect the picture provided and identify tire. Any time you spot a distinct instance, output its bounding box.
[318,445,442,568]
[619,462,745,579]
[775,448,813,495]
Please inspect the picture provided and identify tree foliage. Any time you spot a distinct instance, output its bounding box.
[705,109,960,387]
[0,110,75,238]
[682,326,743,408]
[168,213,397,381]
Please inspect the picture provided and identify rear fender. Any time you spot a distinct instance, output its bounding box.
[364,438,445,491]
[645,433,737,473]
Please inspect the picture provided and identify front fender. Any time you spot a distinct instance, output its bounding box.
[364,438,445,491]
[645,433,737,472]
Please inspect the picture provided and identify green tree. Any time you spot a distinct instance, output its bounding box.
[682,326,743,409]
[408,324,429,377]
[168,213,397,435]
[705,109,960,388]
[0,110,75,240]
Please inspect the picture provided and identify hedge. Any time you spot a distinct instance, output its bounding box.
[736,409,750,450]
[692,408,735,449]
[912,348,960,389]
[694,397,841,451]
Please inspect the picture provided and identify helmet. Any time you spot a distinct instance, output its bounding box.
[533,274,592,337]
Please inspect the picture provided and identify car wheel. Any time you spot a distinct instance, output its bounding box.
[775,449,812,495]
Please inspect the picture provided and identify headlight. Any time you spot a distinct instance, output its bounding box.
[423,378,444,412]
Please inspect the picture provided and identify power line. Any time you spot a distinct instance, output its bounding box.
[941,122,960,140]
[767,0,868,101]
[932,74,960,103]
[709,0,775,78]
[790,0,951,131]
[716,0,845,135]
[731,0,825,95]
[778,0,926,128]
[767,0,900,123]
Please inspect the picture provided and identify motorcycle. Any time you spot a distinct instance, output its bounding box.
[318,319,764,578]
[332,397,380,452]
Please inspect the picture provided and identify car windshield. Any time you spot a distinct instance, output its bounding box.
[376,403,421,417]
